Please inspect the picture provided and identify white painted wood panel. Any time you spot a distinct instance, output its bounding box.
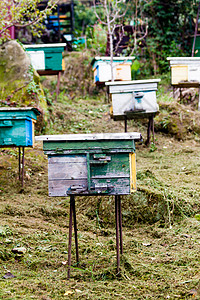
[112,90,158,116]
[188,65,200,81]
[27,51,45,70]
[35,132,142,141]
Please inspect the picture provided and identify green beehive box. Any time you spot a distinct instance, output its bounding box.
[24,43,66,71]
[35,132,141,196]
[0,107,40,147]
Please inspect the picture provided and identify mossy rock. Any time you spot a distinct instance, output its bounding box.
[0,40,48,132]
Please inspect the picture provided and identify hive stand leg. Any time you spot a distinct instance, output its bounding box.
[18,147,21,180]
[146,117,151,146]
[152,117,155,144]
[55,71,61,102]
[124,118,128,133]
[198,86,200,111]
[180,88,182,103]
[115,195,120,274]
[21,147,25,187]
[146,116,154,146]
[72,195,79,266]
[68,195,73,279]
[173,86,175,99]
[118,196,123,255]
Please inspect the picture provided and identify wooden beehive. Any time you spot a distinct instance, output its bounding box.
[0,107,40,147]
[106,79,160,120]
[35,132,141,196]
[24,43,66,71]
[92,57,135,84]
[167,57,200,85]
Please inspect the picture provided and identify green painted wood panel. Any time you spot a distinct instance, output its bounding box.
[26,46,64,70]
[45,52,62,70]
[46,152,132,196]
[43,140,135,153]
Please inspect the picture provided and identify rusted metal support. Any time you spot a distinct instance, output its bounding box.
[115,195,120,273]
[198,87,200,111]
[146,116,154,146]
[21,147,25,187]
[118,196,123,255]
[18,147,21,180]
[180,88,182,103]
[146,117,151,145]
[68,195,73,279]
[72,196,79,266]
[152,117,155,144]
[192,0,200,57]
[173,86,175,99]
[124,117,127,133]
[55,71,61,101]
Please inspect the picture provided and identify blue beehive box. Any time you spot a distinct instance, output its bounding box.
[0,107,40,147]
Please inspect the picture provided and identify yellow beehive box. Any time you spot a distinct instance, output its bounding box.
[171,65,188,85]
[115,63,132,81]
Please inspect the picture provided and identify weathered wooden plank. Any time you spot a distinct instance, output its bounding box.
[44,148,136,155]
[91,178,130,195]
[48,155,86,164]
[49,179,88,196]
[48,155,87,180]
[48,164,87,180]
[48,162,87,180]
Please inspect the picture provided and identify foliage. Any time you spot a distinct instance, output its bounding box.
[0,0,58,44]
[141,0,198,73]
[74,1,97,35]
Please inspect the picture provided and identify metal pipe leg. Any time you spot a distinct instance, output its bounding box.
[124,118,127,133]
[152,117,155,144]
[72,196,79,266]
[18,147,21,180]
[115,195,120,274]
[21,147,25,187]
[146,117,151,145]
[180,88,182,103]
[68,196,73,279]
[55,71,61,102]
[173,86,175,99]
[118,196,123,255]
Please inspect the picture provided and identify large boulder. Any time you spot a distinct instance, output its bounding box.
[0,40,47,131]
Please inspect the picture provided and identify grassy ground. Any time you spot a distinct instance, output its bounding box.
[0,86,200,299]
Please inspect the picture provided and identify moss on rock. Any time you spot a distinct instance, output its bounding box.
[0,40,48,132]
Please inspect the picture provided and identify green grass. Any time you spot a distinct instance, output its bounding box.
[1,87,200,299]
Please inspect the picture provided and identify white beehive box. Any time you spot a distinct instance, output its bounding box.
[106,79,160,120]
[92,56,135,83]
[167,57,200,85]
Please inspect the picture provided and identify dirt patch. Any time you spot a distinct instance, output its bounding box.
[155,99,200,140]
